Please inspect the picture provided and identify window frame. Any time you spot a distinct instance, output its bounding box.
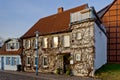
[76,32,82,40]
[42,38,48,48]
[34,57,37,66]
[26,40,30,49]
[63,35,70,47]
[11,57,17,65]
[43,56,48,68]
[76,54,81,61]
[15,42,19,49]
[52,36,58,48]
[26,56,30,66]
[6,57,11,65]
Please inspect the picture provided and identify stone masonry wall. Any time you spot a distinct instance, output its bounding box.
[71,21,94,76]
[22,20,95,76]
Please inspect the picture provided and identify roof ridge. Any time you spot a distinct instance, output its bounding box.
[21,4,88,39]
[40,4,88,20]
[97,0,117,18]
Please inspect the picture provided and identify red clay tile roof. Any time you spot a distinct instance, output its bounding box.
[0,44,22,55]
[21,4,88,39]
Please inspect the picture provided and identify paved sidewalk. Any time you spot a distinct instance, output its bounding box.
[0,70,101,80]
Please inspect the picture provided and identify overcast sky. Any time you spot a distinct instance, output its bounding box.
[0,0,113,40]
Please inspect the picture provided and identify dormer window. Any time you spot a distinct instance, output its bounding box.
[11,43,15,49]
[6,43,11,50]
[70,8,93,23]
[71,11,81,22]
[16,42,19,49]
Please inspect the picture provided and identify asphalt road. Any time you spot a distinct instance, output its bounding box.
[0,70,100,80]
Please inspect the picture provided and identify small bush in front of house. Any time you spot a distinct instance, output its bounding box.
[56,68,60,74]
[66,68,71,75]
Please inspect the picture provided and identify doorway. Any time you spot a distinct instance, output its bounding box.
[63,53,70,73]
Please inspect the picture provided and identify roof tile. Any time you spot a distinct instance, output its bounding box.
[21,4,88,39]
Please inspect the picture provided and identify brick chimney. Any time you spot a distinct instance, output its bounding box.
[58,7,64,13]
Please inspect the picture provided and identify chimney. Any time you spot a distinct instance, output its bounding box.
[58,7,64,13]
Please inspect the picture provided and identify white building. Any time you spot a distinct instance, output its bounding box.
[0,38,21,71]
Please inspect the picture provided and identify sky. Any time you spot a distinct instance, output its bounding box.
[0,0,113,40]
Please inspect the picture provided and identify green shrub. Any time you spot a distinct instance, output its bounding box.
[66,69,71,75]
[56,68,60,74]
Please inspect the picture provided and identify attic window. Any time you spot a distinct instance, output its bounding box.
[6,43,11,50]
[71,11,81,22]
[70,8,93,23]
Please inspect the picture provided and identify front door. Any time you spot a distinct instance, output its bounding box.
[63,54,70,73]
[1,57,4,70]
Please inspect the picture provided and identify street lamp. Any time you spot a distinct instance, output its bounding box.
[35,31,39,76]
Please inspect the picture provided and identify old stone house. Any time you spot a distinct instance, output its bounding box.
[21,4,107,76]
[98,0,120,63]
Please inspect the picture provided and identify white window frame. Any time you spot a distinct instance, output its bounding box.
[34,39,37,49]
[34,57,37,66]
[63,35,70,47]
[76,32,82,40]
[52,36,58,48]
[26,40,30,49]
[15,42,19,49]
[12,57,17,65]
[23,40,26,48]
[76,54,81,61]
[6,43,11,50]
[42,38,48,48]
[26,56,30,66]
[43,56,48,68]
[6,57,11,65]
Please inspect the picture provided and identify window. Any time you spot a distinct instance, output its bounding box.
[6,57,11,65]
[17,57,20,65]
[42,38,48,48]
[81,11,91,20]
[53,36,58,48]
[11,43,15,49]
[77,32,82,40]
[43,56,48,68]
[34,57,37,65]
[11,57,17,65]
[23,40,26,48]
[26,40,30,49]
[15,42,19,49]
[63,35,70,47]
[76,54,81,61]
[71,11,81,22]
[26,57,30,65]
[6,43,10,50]
[34,39,37,49]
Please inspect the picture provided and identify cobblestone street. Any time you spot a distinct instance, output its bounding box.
[0,70,100,80]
